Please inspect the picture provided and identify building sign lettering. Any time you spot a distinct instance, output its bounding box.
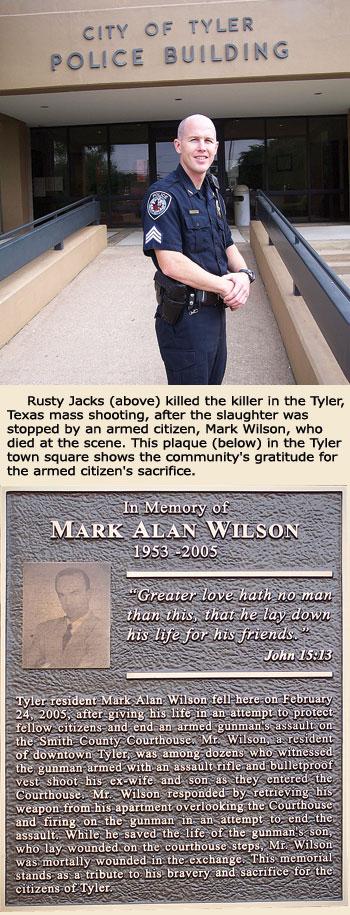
[50,16,289,72]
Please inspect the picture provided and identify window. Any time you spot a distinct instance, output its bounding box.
[109,125,149,226]
[31,127,69,218]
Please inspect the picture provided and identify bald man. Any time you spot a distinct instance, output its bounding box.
[142,114,255,384]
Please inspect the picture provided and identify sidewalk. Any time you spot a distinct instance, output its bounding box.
[0,229,294,384]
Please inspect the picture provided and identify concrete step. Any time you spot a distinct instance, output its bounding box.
[312,242,350,252]
[324,263,350,272]
[317,250,350,260]
[308,238,350,288]
[314,252,350,261]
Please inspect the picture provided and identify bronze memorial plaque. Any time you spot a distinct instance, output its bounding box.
[4,490,342,905]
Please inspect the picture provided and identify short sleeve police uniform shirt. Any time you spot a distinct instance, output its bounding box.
[142,164,233,277]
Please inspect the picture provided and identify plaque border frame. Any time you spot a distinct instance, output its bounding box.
[1,484,348,914]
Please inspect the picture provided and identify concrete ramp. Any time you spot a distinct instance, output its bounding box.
[0,225,107,348]
[0,228,293,385]
[251,222,349,384]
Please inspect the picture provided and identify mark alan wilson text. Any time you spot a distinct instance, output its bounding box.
[50,515,299,541]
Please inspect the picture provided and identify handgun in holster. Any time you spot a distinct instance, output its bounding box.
[154,270,188,326]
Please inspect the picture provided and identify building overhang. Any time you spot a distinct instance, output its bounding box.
[0,77,349,127]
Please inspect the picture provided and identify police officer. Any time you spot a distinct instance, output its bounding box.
[142,113,255,384]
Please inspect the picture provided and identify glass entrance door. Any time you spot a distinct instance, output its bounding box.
[151,122,178,182]
[109,125,149,226]
[223,119,264,222]
[69,125,109,222]
[266,118,308,220]
[155,142,179,179]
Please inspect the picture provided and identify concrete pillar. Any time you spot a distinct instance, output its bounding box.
[0,113,33,232]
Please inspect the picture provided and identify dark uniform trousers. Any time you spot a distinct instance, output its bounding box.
[143,163,233,385]
[155,301,227,385]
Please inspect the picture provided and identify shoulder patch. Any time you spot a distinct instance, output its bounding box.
[147,191,172,220]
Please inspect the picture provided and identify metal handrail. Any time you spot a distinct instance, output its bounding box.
[0,196,96,244]
[0,196,100,281]
[256,190,350,380]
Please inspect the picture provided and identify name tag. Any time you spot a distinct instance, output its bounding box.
[189,209,200,215]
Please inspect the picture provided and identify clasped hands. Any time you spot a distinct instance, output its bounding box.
[220,272,250,310]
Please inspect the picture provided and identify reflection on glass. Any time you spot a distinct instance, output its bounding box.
[224,119,265,140]
[69,126,108,203]
[30,115,348,226]
[267,137,307,192]
[156,142,179,179]
[31,127,69,219]
[268,194,308,220]
[109,143,149,225]
[224,139,263,221]
[310,193,346,222]
[225,139,264,188]
[266,118,306,138]
[309,117,347,193]
[70,154,108,199]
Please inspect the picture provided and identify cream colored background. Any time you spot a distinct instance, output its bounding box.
[0,385,349,489]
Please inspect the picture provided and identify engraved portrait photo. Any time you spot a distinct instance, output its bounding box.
[22,562,110,669]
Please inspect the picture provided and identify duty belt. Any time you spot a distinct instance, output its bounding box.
[192,290,222,307]
[187,288,222,315]
[154,270,223,325]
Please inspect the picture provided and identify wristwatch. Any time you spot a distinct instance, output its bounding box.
[238,268,256,284]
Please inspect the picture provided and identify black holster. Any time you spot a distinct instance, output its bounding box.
[154,270,188,325]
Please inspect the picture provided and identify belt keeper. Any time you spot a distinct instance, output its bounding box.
[188,291,199,315]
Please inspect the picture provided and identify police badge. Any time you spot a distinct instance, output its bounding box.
[147,191,172,219]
